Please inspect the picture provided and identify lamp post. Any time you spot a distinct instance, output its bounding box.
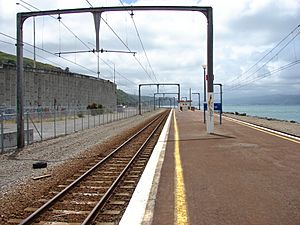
[202,64,207,123]
[192,92,201,110]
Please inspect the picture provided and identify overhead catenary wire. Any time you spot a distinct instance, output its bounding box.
[85,0,93,7]
[227,24,300,85]
[118,0,160,96]
[233,28,300,86]
[226,59,300,92]
[118,0,159,83]
[130,12,159,83]
[238,29,300,83]
[16,0,160,92]
[22,0,154,85]
[98,13,156,83]
[1,31,137,85]
[225,24,300,91]
[0,39,69,69]
[84,0,156,84]
[1,31,95,74]
[15,1,138,86]
[1,38,134,95]
[19,0,95,52]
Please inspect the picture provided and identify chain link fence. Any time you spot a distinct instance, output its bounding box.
[1,104,154,153]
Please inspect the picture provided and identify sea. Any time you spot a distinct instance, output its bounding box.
[223,105,300,123]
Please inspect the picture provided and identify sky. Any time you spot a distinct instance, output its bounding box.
[0,0,299,103]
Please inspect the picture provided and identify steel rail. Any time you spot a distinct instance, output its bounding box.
[83,110,169,224]
[18,111,168,225]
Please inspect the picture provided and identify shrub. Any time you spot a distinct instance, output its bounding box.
[87,103,104,115]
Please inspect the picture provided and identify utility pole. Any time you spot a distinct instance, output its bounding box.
[202,65,206,123]
[33,16,36,69]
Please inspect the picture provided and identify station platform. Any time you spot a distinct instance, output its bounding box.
[120,109,300,225]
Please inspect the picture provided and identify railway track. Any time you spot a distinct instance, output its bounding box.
[9,110,170,225]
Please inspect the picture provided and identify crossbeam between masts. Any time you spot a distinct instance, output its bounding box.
[16,5,214,148]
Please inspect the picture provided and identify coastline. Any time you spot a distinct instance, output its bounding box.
[223,112,300,137]
[223,104,300,124]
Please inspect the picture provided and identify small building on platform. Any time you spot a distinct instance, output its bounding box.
[178,100,192,111]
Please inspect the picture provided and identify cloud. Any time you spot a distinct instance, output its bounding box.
[0,0,299,101]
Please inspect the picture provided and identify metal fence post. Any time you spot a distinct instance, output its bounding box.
[81,110,84,131]
[26,112,29,145]
[74,109,76,132]
[1,112,4,153]
[98,112,100,126]
[40,110,43,141]
[106,110,108,124]
[54,110,56,138]
[65,110,67,135]
[88,111,90,129]
[93,111,95,127]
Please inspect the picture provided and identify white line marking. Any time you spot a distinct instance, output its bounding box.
[119,110,173,225]
[224,116,300,143]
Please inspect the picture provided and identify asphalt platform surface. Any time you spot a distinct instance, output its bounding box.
[152,110,300,225]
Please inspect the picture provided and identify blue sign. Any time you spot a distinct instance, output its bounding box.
[214,103,222,111]
[203,103,222,111]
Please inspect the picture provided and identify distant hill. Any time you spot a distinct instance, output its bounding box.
[0,50,151,106]
[0,51,62,71]
[224,94,300,105]
[116,89,138,105]
[116,89,154,106]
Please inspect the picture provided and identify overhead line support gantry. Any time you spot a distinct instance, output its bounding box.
[16,5,214,148]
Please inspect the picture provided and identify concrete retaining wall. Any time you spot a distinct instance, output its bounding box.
[1,129,33,148]
[0,65,117,110]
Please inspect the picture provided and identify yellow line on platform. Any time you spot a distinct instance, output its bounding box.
[173,111,188,225]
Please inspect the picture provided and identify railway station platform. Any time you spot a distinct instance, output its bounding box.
[120,109,300,225]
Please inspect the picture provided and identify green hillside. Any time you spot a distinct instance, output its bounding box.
[0,51,153,105]
[116,89,138,105]
[0,51,60,70]
[116,89,156,106]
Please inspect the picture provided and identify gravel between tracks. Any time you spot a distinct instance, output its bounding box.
[0,110,163,224]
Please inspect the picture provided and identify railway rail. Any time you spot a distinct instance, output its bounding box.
[9,110,170,225]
